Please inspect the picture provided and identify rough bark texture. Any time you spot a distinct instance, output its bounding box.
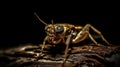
[0,44,120,67]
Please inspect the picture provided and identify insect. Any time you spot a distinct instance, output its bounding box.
[34,13,110,64]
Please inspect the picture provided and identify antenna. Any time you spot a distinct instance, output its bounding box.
[51,19,54,24]
[34,12,47,25]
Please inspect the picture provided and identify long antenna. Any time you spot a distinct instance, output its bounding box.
[34,12,47,25]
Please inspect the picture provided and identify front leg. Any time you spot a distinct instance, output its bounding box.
[35,36,48,57]
[63,32,73,64]
[41,36,48,54]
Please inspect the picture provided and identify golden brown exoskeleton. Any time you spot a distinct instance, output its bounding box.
[34,13,110,63]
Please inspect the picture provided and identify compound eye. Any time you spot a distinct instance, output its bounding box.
[55,26,64,33]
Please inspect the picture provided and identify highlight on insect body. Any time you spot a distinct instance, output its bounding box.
[34,12,111,64]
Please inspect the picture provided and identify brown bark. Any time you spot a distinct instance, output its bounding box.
[0,44,120,67]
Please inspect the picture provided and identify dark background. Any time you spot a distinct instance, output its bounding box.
[0,1,120,49]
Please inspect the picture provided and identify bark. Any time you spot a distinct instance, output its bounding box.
[0,44,120,67]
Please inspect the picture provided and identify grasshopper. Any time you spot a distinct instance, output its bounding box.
[34,13,110,64]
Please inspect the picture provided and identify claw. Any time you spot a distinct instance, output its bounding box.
[34,52,45,58]
[62,58,66,67]
[63,58,66,63]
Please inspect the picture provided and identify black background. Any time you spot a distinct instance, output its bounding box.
[0,1,120,49]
